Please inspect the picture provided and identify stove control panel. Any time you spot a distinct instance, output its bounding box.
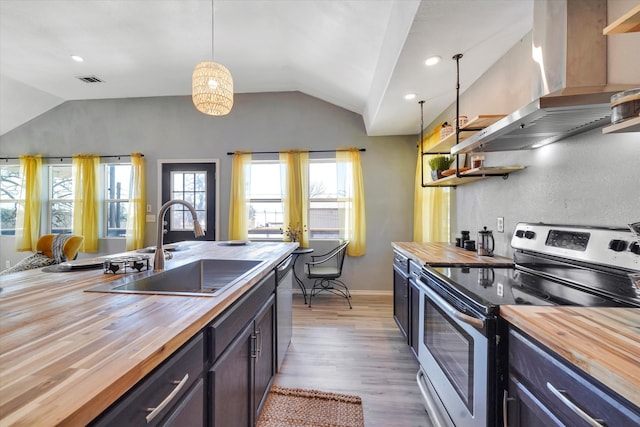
[512,223,640,271]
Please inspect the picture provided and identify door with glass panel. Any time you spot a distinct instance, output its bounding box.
[160,162,217,243]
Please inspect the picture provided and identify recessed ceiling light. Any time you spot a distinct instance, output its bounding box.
[71,55,84,62]
[404,93,417,100]
[425,56,441,66]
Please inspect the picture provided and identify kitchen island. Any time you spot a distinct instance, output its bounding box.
[0,241,296,426]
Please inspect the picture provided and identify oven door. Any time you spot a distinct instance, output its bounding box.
[417,276,489,427]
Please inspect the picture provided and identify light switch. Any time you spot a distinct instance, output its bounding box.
[146,204,152,213]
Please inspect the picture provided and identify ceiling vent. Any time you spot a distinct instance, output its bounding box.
[76,75,104,83]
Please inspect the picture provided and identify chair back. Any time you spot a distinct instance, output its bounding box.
[334,240,350,275]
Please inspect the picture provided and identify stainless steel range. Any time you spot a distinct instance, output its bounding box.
[416,223,640,427]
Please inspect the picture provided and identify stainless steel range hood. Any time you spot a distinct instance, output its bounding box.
[451,0,637,155]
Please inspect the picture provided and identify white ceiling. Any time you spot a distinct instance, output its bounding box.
[0,0,532,137]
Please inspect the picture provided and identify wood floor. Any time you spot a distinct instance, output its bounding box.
[273,293,434,427]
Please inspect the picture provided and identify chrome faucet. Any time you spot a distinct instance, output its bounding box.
[154,200,205,272]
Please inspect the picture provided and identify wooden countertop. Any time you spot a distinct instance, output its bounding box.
[392,242,513,266]
[501,306,640,408]
[0,241,296,426]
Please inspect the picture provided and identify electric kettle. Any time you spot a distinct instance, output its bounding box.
[477,226,494,256]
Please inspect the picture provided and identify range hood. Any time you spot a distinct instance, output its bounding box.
[451,0,637,155]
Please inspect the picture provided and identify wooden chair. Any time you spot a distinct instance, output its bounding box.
[305,240,351,309]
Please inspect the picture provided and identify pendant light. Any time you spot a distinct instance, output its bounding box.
[192,0,234,116]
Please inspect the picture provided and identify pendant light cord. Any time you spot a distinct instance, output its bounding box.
[211,0,214,60]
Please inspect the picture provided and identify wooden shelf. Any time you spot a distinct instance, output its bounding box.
[424,115,505,154]
[425,166,525,187]
[603,4,640,34]
[602,116,640,134]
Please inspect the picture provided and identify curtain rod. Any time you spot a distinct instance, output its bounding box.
[1,154,143,162]
[226,148,366,155]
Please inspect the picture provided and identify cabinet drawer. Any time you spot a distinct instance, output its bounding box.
[509,328,640,426]
[393,250,409,274]
[409,259,422,282]
[209,271,276,361]
[91,333,204,427]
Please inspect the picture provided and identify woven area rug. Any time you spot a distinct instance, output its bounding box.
[257,386,365,427]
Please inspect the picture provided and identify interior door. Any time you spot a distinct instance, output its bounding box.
[161,162,217,243]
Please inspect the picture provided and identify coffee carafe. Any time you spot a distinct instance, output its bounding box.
[477,226,494,256]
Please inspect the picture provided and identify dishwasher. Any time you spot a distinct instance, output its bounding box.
[275,255,294,371]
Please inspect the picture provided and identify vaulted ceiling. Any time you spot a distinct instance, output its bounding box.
[0,0,532,137]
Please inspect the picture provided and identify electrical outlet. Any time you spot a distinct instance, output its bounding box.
[146,214,156,223]
[497,217,504,233]
[5,260,10,269]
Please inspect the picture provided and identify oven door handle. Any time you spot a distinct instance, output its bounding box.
[422,280,485,330]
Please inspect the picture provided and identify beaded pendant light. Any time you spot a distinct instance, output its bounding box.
[192,0,233,116]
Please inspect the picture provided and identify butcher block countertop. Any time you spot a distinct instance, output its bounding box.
[392,241,513,266]
[0,241,296,426]
[501,306,640,408]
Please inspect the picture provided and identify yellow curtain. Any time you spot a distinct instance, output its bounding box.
[280,151,309,248]
[15,155,42,251]
[337,148,366,256]
[72,154,100,252]
[228,152,252,241]
[414,122,450,242]
[126,153,146,250]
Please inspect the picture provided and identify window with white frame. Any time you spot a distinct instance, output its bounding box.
[246,156,349,240]
[0,164,22,236]
[49,164,74,234]
[47,163,135,237]
[248,160,284,239]
[105,163,132,237]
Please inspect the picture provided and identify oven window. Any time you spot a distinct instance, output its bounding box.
[424,297,474,411]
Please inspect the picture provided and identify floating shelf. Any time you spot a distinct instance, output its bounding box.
[603,4,640,34]
[424,115,506,154]
[425,166,526,187]
[602,116,640,134]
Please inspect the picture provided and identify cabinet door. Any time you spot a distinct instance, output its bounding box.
[210,322,253,427]
[393,268,409,339]
[254,296,275,421]
[161,379,205,427]
[409,279,420,358]
[507,376,564,427]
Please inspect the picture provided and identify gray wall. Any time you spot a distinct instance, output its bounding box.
[0,92,417,291]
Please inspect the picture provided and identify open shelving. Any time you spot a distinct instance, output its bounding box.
[425,166,526,187]
[424,115,505,154]
[601,5,640,135]
[603,4,640,35]
[420,54,525,188]
[602,116,640,134]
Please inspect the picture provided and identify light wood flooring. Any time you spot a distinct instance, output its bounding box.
[273,293,434,427]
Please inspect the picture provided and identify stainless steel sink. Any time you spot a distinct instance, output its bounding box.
[86,259,265,297]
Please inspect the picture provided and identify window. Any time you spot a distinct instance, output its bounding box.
[105,164,132,237]
[49,164,73,234]
[246,157,348,240]
[47,163,134,237]
[0,164,22,235]
[248,161,284,239]
[308,159,344,239]
[170,170,207,230]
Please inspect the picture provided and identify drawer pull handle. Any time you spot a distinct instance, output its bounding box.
[503,389,515,427]
[546,382,606,427]
[145,373,189,423]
